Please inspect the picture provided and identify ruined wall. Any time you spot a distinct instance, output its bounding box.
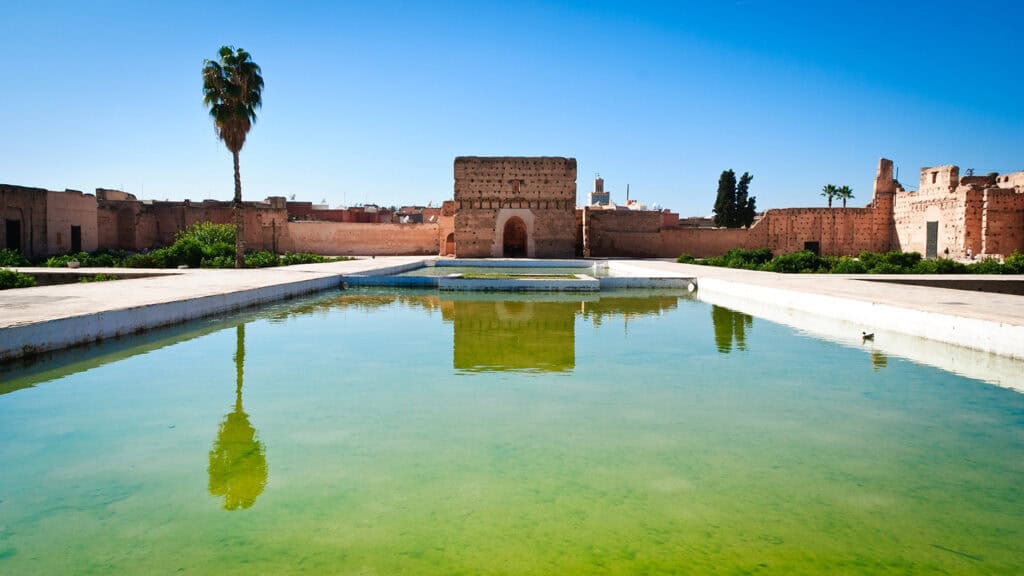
[584,205,887,258]
[453,157,577,258]
[893,167,980,258]
[287,221,439,255]
[0,184,49,258]
[995,169,1024,190]
[45,190,98,255]
[96,198,290,253]
[981,189,1024,256]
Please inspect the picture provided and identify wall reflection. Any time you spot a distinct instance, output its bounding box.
[711,305,753,353]
[208,324,268,510]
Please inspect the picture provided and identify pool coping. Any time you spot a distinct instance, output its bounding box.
[1,256,1022,363]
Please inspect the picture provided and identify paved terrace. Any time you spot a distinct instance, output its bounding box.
[2,257,1023,362]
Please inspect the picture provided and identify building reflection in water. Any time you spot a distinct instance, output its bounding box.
[208,324,268,510]
[711,305,753,353]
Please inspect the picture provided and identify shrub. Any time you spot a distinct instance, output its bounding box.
[913,258,968,274]
[676,253,696,264]
[705,248,773,270]
[762,250,824,273]
[1002,250,1024,274]
[176,222,236,247]
[45,252,91,267]
[826,256,867,274]
[244,251,280,268]
[122,248,175,269]
[867,262,905,274]
[0,268,36,289]
[967,258,1004,275]
[0,249,30,267]
[80,273,119,283]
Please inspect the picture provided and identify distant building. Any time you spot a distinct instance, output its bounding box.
[588,176,610,206]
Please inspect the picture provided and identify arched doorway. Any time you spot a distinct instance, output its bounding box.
[444,233,455,256]
[503,217,527,257]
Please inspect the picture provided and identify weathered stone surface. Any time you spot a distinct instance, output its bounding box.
[453,156,577,258]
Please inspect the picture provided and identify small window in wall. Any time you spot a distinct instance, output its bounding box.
[803,241,820,256]
[932,172,938,184]
[71,225,82,253]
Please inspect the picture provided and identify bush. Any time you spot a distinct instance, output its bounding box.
[80,273,119,283]
[704,248,773,270]
[913,258,968,274]
[826,256,867,274]
[967,257,1005,275]
[244,251,280,268]
[122,248,175,269]
[0,268,36,289]
[176,222,236,247]
[762,250,824,273]
[1001,250,1024,274]
[0,249,30,267]
[45,252,91,267]
[868,262,905,274]
[676,253,696,264]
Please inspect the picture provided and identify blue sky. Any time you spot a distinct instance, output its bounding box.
[2,0,1021,216]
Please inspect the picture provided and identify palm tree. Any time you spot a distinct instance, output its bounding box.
[821,184,837,208]
[202,46,264,268]
[837,185,854,208]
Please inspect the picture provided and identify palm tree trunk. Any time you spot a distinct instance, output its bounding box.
[233,150,245,269]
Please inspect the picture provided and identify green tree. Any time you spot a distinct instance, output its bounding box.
[202,46,265,268]
[713,170,757,228]
[713,169,737,227]
[736,172,756,227]
[836,185,854,208]
[821,184,837,208]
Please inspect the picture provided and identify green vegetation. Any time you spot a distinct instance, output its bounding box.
[0,268,36,289]
[40,222,350,270]
[80,273,120,283]
[682,249,1024,275]
[0,249,30,267]
[203,46,265,268]
[712,170,757,228]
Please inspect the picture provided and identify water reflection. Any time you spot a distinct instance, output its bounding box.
[208,324,268,510]
[442,300,577,372]
[711,305,753,353]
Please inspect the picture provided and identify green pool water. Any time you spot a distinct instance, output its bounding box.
[1,289,1022,575]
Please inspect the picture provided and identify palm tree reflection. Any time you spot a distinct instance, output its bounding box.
[208,324,267,510]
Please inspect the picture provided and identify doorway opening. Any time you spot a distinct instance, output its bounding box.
[5,219,21,253]
[503,217,527,257]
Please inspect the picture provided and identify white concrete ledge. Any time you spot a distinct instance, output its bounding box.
[697,275,1024,361]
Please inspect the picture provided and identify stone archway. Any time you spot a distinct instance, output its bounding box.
[503,217,528,257]
[444,233,455,256]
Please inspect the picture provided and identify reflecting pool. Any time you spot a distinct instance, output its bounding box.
[1,289,1022,575]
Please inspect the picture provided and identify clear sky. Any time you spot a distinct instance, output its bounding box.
[2,0,1021,216]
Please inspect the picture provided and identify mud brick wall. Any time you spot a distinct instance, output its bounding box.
[287,221,439,255]
[45,190,98,255]
[96,198,290,253]
[981,189,1024,256]
[1,184,50,258]
[453,157,577,258]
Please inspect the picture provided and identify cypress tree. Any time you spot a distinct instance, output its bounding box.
[713,169,737,227]
[737,172,756,227]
